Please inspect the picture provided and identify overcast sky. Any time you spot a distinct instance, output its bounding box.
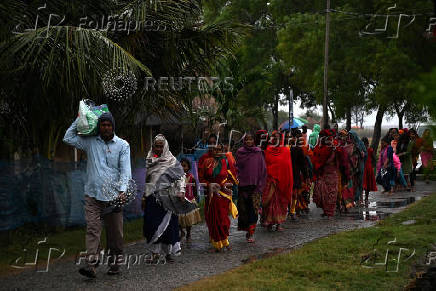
[279,99,400,128]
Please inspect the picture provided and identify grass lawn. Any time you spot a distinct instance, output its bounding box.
[180,193,436,290]
[0,217,144,276]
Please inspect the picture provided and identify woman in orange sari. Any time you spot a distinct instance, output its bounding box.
[198,135,238,252]
[262,131,293,231]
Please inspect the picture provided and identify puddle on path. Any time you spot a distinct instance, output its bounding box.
[376,197,416,208]
[341,210,391,221]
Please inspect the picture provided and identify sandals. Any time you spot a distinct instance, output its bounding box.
[165,255,175,264]
[79,266,96,278]
[276,225,284,232]
[246,233,255,243]
[107,265,121,275]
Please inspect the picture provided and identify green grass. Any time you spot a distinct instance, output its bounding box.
[180,193,436,290]
[0,217,144,276]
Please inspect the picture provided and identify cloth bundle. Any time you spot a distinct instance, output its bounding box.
[77,100,109,135]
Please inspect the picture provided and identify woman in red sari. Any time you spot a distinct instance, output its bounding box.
[312,129,339,218]
[262,131,293,231]
[198,135,238,252]
[362,137,377,204]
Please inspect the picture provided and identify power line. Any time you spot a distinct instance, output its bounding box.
[330,8,434,17]
[253,8,435,30]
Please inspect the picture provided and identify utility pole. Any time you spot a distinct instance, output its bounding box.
[289,88,294,130]
[322,0,331,129]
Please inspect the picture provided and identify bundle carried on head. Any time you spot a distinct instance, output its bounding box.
[77,99,110,136]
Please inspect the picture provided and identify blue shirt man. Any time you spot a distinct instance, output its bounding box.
[63,113,131,201]
[63,111,131,277]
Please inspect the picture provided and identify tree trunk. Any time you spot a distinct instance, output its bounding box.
[272,95,279,130]
[346,106,352,131]
[328,104,336,124]
[371,106,386,151]
[359,114,364,129]
[398,111,404,129]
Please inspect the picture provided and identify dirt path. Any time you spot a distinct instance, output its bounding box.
[1,181,434,291]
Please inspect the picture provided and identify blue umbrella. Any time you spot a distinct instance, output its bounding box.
[279,118,305,130]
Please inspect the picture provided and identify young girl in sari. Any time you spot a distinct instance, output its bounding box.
[178,158,201,242]
[236,133,266,243]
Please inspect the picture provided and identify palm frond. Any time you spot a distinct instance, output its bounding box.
[1,25,151,95]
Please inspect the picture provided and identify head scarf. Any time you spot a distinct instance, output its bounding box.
[309,124,321,148]
[380,136,390,150]
[145,134,182,196]
[269,130,283,146]
[349,130,366,154]
[264,144,293,202]
[255,130,268,150]
[236,137,266,193]
[312,124,321,134]
[397,130,410,154]
[339,129,348,136]
[319,129,333,137]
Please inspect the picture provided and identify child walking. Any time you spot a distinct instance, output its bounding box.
[178,158,202,242]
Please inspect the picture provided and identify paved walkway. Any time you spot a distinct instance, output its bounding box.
[2,181,434,290]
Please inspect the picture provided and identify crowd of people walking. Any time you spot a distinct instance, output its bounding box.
[143,125,434,257]
[63,112,434,277]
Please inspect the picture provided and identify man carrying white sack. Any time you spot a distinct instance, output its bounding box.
[63,111,131,278]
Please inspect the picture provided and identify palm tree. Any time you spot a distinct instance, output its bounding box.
[0,0,243,158]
